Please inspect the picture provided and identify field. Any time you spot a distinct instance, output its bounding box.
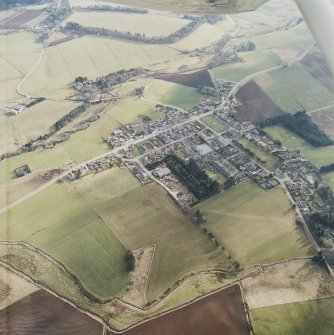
[238,138,280,171]
[201,115,228,133]
[3,10,45,26]
[0,290,103,335]
[265,126,334,169]
[75,179,230,301]
[0,8,21,23]
[197,180,313,266]
[251,297,334,335]
[212,50,282,83]
[311,107,334,140]
[255,64,334,113]
[243,259,334,309]
[19,36,202,99]
[0,32,41,107]
[64,12,189,37]
[159,69,214,89]
[0,173,130,299]
[108,284,249,335]
[0,266,38,311]
[235,80,284,123]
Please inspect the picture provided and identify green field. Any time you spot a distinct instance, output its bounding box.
[255,64,334,113]
[238,138,280,171]
[265,126,334,169]
[311,107,334,140]
[201,115,228,133]
[212,49,282,82]
[0,174,130,299]
[197,180,313,265]
[251,297,334,335]
[75,178,230,301]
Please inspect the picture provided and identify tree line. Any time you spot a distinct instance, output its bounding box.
[259,111,334,147]
[164,155,220,200]
[320,163,334,173]
[53,104,88,131]
[26,97,45,108]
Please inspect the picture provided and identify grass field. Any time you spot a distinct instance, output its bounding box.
[0,8,21,23]
[64,12,189,37]
[76,180,230,301]
[238,138,280,171]
[201,115,228,133]
[20,36,198,99]
[197,180,313,266]
[265,126,334,169]
[0,32,41,106]
[255,64,334,113]
[311,107,334,140]
[0,171,132,299]
[251,297,334,335]
[212,50,282,82]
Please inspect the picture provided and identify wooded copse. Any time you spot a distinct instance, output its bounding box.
[164,155,220,200]
[320,163,334,173]
[259,111,334,147]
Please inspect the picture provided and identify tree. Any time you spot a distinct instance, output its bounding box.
[125,250,135,272]
[195,209,203,224]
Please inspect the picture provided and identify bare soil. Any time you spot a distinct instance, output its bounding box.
[235,80,284,123]
[0,290,102,335]
[108,284,250,335]
[158,69,214,89]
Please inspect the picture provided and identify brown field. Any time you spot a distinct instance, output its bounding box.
[235,80,284,123]
[108,284,250,335]
[158,69,214,89]
[300,52,334,93]
[3,10,45,26]
[0,290,102,335]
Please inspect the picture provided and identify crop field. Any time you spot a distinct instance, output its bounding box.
[0,114,17,155]
[235,80,284,123]
[251,297,334,335]
[243,259,334,309]
[311,107,334,140]
[201,115,228,133]
[0,32,41,107]
[255,64,334,113]
[20,36,199,99]
[108,284,249,335]
[77,180,230,301]
[0,290,103,335]
[0,181,128,299]
[171,23,224,51]
[238,138,280,171]
[197,180,313,266]
[212,50,282,83]
[265,126,334,169]
[0,8,21,23]
[64,12,189,37]
[0,266,38,311]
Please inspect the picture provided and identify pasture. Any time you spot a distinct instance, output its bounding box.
[197,180,313,266]
[64,12,189,37]
[251,297,334,335]
[20,36,200,99]
[255,64,334,113]
[79,181,230,301]
[311,107,334,140]
[201,115,228,133]
[0,180,128,299]
[212,49,281,82]
[265,126,334,169]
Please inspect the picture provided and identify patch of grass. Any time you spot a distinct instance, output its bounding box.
[251,297,334,335]
[265,126,334,169]
[197,180,313,266]
[238,138,280,171]
[212,50,282,82]
[81,181,230,301]
[0,181,128,299]
[201,115,228,133]
[255,64,334,113]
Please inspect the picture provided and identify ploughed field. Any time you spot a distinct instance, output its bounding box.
[0,290,102,335]
[107,284,249,335]
[3,10,45,26]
